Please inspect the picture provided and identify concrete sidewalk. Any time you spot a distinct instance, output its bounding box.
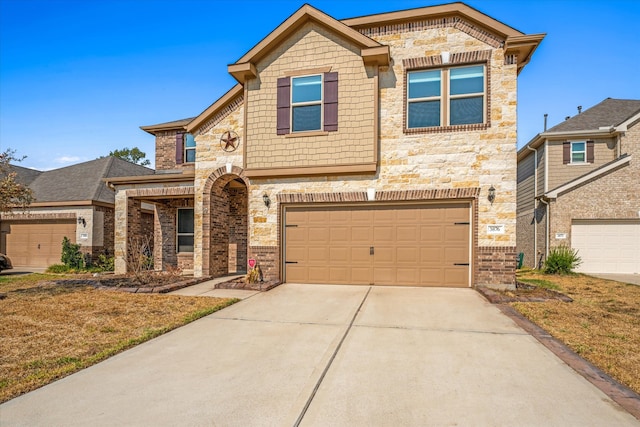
[2,285,638,426]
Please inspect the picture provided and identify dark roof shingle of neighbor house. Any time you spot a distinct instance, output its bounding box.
[11,157,154,205]
[7,164,42,186]
[547,98,640,133]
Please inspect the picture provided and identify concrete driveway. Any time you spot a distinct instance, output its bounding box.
[2,284,638,426]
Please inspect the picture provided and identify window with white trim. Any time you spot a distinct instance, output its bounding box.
[177,208,194,253]
[407,64,485,128]
[571,141,586,163]
[291,75,322,132]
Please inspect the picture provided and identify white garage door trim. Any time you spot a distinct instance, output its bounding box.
[571,220,640,274]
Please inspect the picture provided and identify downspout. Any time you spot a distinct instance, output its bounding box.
[526,145,538,265]
[539,197,550,262]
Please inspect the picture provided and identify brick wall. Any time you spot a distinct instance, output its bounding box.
[228,187,248,273]
[154,199,194,271]
[248,246,279,282]
[155,129,195,172]
[476,246,517,287]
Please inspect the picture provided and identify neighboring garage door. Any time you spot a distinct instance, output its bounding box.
[572,220,640,274]
[284,203,471,287]
[1,220,77,267]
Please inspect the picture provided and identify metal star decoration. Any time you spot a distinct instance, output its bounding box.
[220,131,239,152]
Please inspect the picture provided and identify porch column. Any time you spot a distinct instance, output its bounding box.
[154,202,178,271]
[113,190,128,274]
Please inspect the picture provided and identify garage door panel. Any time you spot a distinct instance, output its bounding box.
[308,267,330,282]
[395,247,419,263]
[309,227,330,243]
[351,247,371,263]
[308,247,328,262]
[285,204,470,287]
[396,226,419,242]
[420,226,444,242]
[329,247,348,262]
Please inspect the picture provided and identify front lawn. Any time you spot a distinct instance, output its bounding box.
[0,273,237,403]
[513,270,640,394]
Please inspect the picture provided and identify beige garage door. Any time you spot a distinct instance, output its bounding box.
[1,220,77,267]
[572,220,640,274]
[284,203,470,287]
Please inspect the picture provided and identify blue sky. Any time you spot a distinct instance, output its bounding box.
[1,0,639,170]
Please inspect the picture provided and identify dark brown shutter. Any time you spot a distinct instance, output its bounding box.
[562,142,570,164]
[586,140,595,163]
[176,133,184,164]
[324,72,338,132]
[277,77,290,135]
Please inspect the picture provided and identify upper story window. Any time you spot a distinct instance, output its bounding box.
[176,132,196,165]
[571,142,586,163]
[277,71,338,135]
[292,75,322,132]
[184,133,196,163]
[563,141,594,164]
[407,64,485,129]
[177,208,194,253]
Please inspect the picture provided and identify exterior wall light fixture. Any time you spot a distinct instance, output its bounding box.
[263,193,271,208]
[488,185,496,204]
[77,217,86,227]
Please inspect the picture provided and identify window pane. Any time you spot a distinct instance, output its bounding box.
[572,142,585,152]
[177,235,194,253]
[450,96,483,125]
[450,66,484,95]
[572,152,585,162]
[177,209,194,233]
[292,75,321,103]
[185,133,196,147]
[292,105,321,132]
[185,148,196,163]
[408,101,440,128]
[408,70,440,99]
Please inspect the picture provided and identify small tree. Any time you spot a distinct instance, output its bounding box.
[102,147,151,166]
[61,237,85,269]
[0,149,34,212]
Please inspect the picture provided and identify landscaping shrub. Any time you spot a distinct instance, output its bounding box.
[96,254,115,272]
[544,245,582,274]
[46,264,72,273]
[61,237,85,269]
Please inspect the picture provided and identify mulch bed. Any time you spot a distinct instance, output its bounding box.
[477,281,573,303]
[39,274,281,294]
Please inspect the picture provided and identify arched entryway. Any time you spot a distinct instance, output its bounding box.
[201,166,249,277]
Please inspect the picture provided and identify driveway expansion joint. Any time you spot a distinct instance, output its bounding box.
[293,286,372,427]
[352,323,530,336]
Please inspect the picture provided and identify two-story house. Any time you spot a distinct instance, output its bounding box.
[107,3,543,287]
[517,98,640,274]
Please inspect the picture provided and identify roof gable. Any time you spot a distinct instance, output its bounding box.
[228,4,388,83]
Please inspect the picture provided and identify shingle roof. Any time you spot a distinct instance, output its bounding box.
[7,164,42,186]
[546,98,640,133]
[18,157,154,205]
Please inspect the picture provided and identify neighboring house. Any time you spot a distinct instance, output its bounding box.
[0,157,154,268]
[107,3,544,287]
[517,98,640,274]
